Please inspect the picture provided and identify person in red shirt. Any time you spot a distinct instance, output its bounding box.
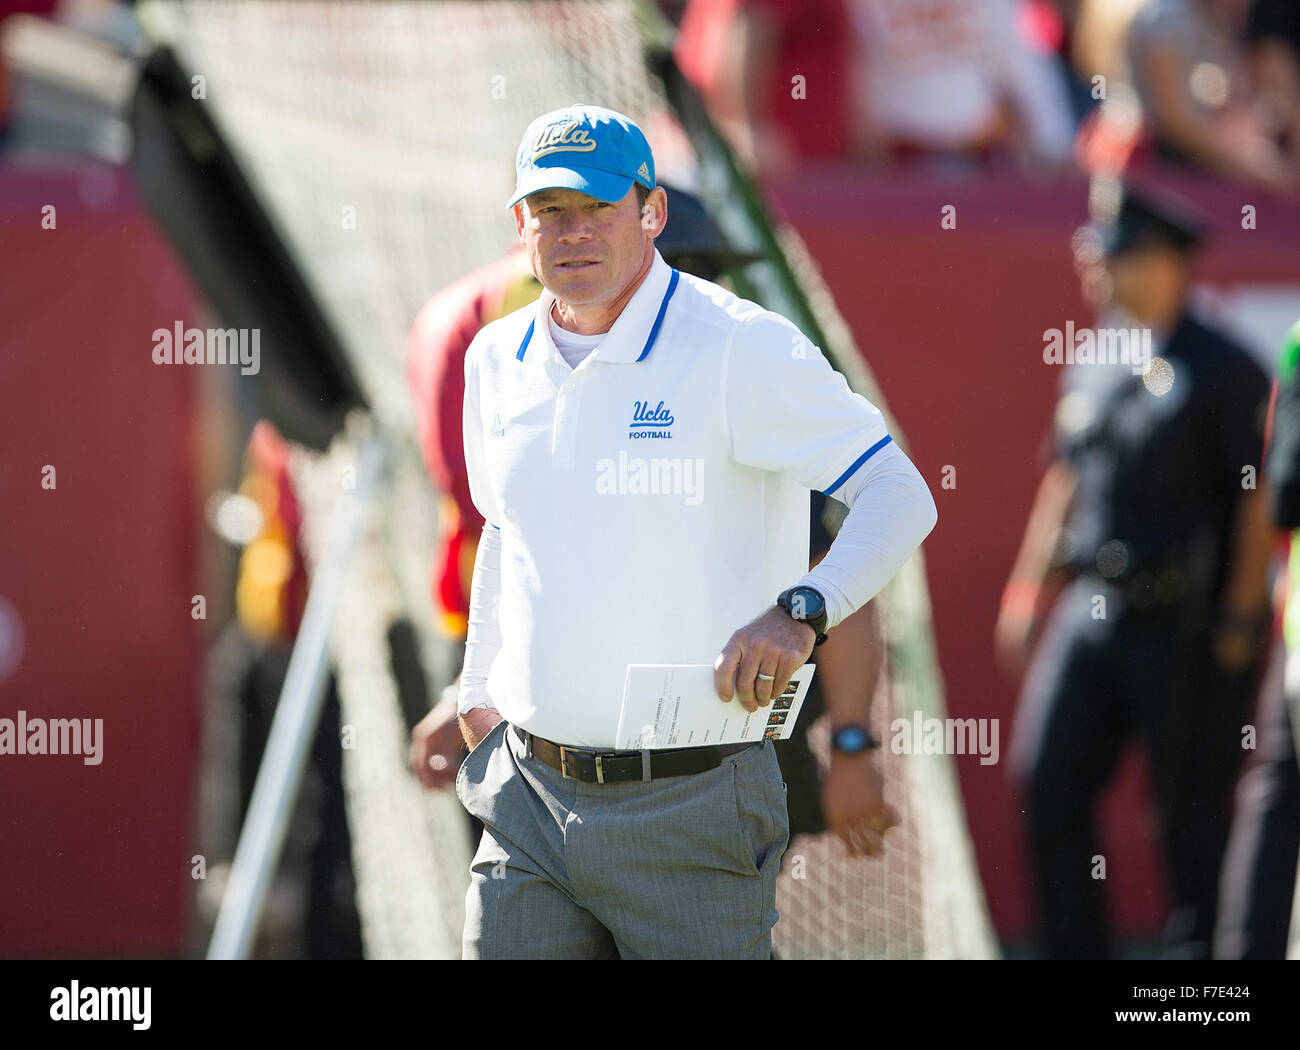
[674,0,854,171]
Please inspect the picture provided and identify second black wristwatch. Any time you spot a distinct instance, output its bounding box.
[776,585,829,646]
[831,724,880,755]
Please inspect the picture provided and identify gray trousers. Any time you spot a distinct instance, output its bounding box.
[455,720,789,959]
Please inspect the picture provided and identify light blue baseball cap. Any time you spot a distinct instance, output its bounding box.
[507,103,656,209]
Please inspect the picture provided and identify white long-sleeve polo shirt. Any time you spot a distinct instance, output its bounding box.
[459,249,936,747]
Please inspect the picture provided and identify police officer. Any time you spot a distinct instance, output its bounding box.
[995,183,1275,958]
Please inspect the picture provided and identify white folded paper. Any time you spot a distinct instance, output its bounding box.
[614,663,816,750]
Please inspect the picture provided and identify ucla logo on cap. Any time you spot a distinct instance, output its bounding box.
[531,121,599,160]
[508,103,656,209]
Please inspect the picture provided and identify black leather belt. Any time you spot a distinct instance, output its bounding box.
[511,724,756,784]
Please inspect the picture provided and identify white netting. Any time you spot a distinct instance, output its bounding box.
[139,0,996,959]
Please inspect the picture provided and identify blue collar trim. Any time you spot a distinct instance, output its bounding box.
[513,268,680,365]
[514,318,536,362]
[635,268,680,363]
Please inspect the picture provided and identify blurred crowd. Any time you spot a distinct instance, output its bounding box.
[669,0,1300,192]
[5,0,1296,186]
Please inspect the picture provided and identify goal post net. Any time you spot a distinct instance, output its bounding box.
[137,0,998,959]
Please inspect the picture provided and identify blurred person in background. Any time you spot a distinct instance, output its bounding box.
[405,247,541,851]
[996,183,1273,958]
[1071,0,1147,94]
[1215,318,1300,959]
[0,26,12,145]
[674,0,853,175]
[204,422,363,958]
[782,492,894,861]
[675,0,1077,176]
[1022,0,1100,124]
[845,0,1077,172]
[1121,0,1297,191]
[1247,0,1300,176]
[408,185,898,867]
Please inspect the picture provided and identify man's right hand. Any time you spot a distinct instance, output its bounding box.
[458,706,504,752]
[409,692,464,790]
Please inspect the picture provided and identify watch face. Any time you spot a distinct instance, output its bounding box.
[787,587,825,622]
[834,726,871,752]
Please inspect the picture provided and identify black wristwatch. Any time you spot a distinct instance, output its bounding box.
[831,724,880,755]
[776,585,829,646]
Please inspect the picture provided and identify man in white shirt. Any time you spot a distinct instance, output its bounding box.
[455,103,937,959]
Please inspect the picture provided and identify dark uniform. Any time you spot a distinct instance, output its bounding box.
[773,489,843,836]
[1010,190,1271,958]
[1215,320,1300,959]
